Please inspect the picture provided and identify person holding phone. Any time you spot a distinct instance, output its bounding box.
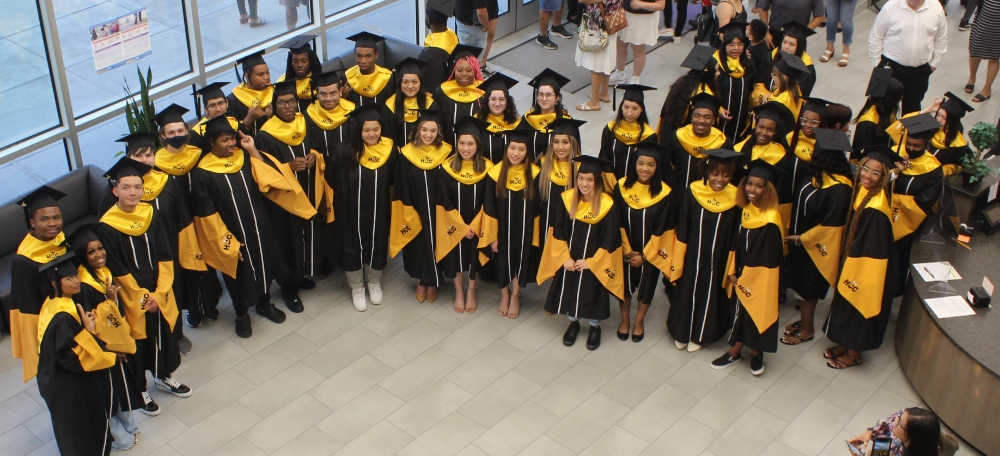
[849,407,957,456]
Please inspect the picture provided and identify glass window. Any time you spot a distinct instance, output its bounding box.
[499,0,509,16]
[325,0,418,58]
[326,0,369,16]
[0,2,61,150]
[53,0,193,116]
[0,141,70,199]
[198,0,315,63]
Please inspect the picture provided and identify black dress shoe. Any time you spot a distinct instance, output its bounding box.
[300,278,316,290]
[235,314,252,338]
[617,329,629,341]
[563,321,581,346]
[282,292,305,313]
[586,325,602,350]
[204,306,220,321]
[631,331,644,343]
[256,303,287,323]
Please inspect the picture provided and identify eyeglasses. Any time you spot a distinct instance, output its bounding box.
[275,100,297,108]
[316,93,338,100]
[537,92,557,99]
[489,97,507,103]
[205,101,227,111]
[859,165,883,178]
[799,117,821,126]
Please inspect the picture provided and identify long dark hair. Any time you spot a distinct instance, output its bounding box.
[449,134,488,174]
[716,34,754,79]
[659,70,719,133]
[809,149,853,183]
[496,139,536,200]
[844,156,889,258]
[853,78,903,130]
[938,109,964,147]
[350,118,385,163]
[902,408,941,456]
[788,104,827,153]
[611,99,650,134]
[623,154,664,197]
[527,83,566,120]
[284,50,322,83]
[477,88,520,125]
[393,71,430,125]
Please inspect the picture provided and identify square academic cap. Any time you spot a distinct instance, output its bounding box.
[115,132,157,154]
[281,34,316,53]
[481,72,518,94]
[862,145,904,169]
[940,92,974,119]
[346,31,385,50]
[900,113,940,139]
[865,68,894,97]
[451,44,483,64]
[780,21,816,41]
[528,68,570,91]
[312,70,343,88]
[104,155,153,183]
[18,185,66,219]
[236,50,267,71]
[703,149,742,161]
[680,45,717,71]
[813,128,853,152]
[775,51,810,78]
[426,0,456,20]
[154,104,189,127]
[195,82,229,103]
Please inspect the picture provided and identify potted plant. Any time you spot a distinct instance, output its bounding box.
[119,66,158,156]
[959,121,998,189]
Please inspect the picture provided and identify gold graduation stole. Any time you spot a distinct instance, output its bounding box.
[787,132,815,162]
[37,297,79,346]
[487,114,520,133]
[714,51,745,78]
[443,157,493,185]
[79,265,112,295]
[858,106,883,125]
[198,149,246,174]
[424,30,459,53]
[690,181,737,212]
[77,265,135,354]
[840,187,892,318]
[610,120,655,145]
[488,163,540,191]
[524,111,569,132]
[542,156,573,187]
[814,172,853,189]
[100,203,154,237]
[346,65,393,97]
[737,138,786,165]
[741,203,784,234]
[192,116,241,137]
[37,297,118,370]
[306,98,354,131]
[231,83,273,108]
[931,129,965,150]
[676,125,727,159]
[385,93,434,123]
[260,113,307,146]
[277,73,314,100]
[901,153,941,176]
[771,48,814,65]
[142,170,170,202]
[358,138,395,170]
[155,145,202,176]
[561,190,614,224]
[799,173,851,286]
[439,80,484,103]
[401,143,452,170]
[17,232,66,263]
[737,203,783,333]
[618,177,671,210]
[770,90,802,119]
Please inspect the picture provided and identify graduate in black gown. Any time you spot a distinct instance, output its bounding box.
[666,150,740,351]
[851,69,903,160]
[36,254,118,456]
[439,117,493,313]
[434,45,485,145]
[779,130,854,347]
[734,102,794,185]
[68,225,142,451]
[823,147,900,369]
[771,21,817,97]
[8,186,67,383]
[539,156,624,351]
[599,84,658,179]
[665,93,731,189]
[257,80,333,311]
[189,116,293,338]
[710,160,785,376]
[536,119,585,257]
[227,50,274,136]
[613,144,674,343]
[476,72,522,163]
[327,105,398,312]
[715,21,756,141]
[784,98,829,212]
[886,92,975,177]
[420,0,460,94]
[521,69,572,158]
[344,32,395,106]
[277,34,322,112]
[98,157,193,413]
[385,58,436,145]
[657,47,720,149]
[473,129,540,319]
[747,19,774,108]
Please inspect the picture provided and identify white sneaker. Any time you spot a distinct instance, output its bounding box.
[608,70,628,86]
[658,27,674,36]
[629,76,641,84]
[368,282,383,305]
[687,342,702,353]
[352,288,368,311]
[675,340,688,350]
[671,36,682,45]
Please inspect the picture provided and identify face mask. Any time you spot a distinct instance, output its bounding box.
[165,135,189,148]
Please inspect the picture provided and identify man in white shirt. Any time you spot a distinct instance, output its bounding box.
[868,0,947,114]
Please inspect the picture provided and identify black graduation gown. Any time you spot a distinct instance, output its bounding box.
[521,110,571,158]
[748,42,773,90]
[824,188,898,352]
[8,232,67,382]
[614,179,674,305]
[782,174,853,301]
[226,87,272,136]
[728,205,784,353]
[37,300,117,456]
[540,191,624,320]
[440,159,491,279]
[434,81,483,145]
[391,144,452,287]
[480,117,521,164]
[666,183,740,345]
[889,154,943,297]
[419,46,451,96]
[305,100,354,270]
[716,54,755,141]
[598,121,658,179]
[475,164,541,288]
[384,94,437,145]
[851,108,893,160]
[327,139,397,272]
[537,158,575,257]
[345,65,395,107]
[665,125,732,190]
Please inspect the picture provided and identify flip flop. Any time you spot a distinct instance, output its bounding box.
[823,345,847,360]
[249,17,267,28]
[780,329,814,345]
[576,103,601,112]
[827,352,863,369]
[965,84,975,94]
[783,320,802,335]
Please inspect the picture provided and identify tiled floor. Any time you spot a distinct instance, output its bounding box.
[2,2,997,455]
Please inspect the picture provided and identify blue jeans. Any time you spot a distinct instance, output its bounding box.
[456,21,487,48]
[569,316,601,326]
[825,0,857,45]
[110,408,138,451]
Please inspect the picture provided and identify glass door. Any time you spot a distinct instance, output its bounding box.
[493,0,539,40]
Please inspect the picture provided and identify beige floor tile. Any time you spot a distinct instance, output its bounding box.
[531,360,613,417]
[294,298,373,347]
[207,435,266,456]
[754,366,831,423]
[0,425,42,456]
[545,393,631,453]
[599,352,678,409]
[706,407,788,456]
[760,440,807,456]
[818,363,893,413]
[580,426,649,456]
[841,388,920,437]
[640,417,719,456]
[369,319,452,369]
[517,435,576,456]
[387,378,473,437]
[315,385,404,445]
[168,402,261,456]
[166,338,251,390]
[238,362,325,419]
[333,421,412,456]
[618,382,700,443]
[472,401,561,456]
[879,364,923,404]
[687,375,766,433]
[777,397,854,456]
[437,309,519,361]
[21,412,52,444]
[308,355,395,411]
[513,336,591,386]
[360,295,438,339]
[818,430,857,456]
[167,369,256,427]
[0,393,44,436]
[232,331,318,385]
[229,307,310,355]
[499,306,564,354]
[665,347,736,399]
[301,325,386,377]
[458,371,543,428]
[243,395,334,453]
[269,427,342,456]
[378,347,462,401]
[729,343,806,390]
[24,439,59,456]
[645,335,702,368]
[455,444,493,456]
[581,328,653,376]
[127,410,189,456]
[446,339,529,395]
[396,412,487,456]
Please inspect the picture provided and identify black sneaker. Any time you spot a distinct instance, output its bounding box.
[586,325,602,351]
[140,392,160,416]
[155,376,193,398]
[204,306,220,321]
[235,314,252,338]
[256,302,287,323]
[750,353,765,376]
[711,352,742,370]
[184,311,202,328]
[550,25,573,39]
[178,335,192,356]
[282,292,305,313]
[535,34,557,50]
[300,278,316,290]
[563,320,580,346]
[958,20,971,31]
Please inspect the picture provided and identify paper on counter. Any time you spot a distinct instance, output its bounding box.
[925,296,977,319]
[914,262,962,282]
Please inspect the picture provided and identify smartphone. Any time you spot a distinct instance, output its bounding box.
[872,436,892,456]
[846,441,865,456]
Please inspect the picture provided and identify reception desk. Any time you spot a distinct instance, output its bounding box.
[896,232,1000,455]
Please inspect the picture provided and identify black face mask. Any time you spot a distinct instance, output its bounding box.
[165,135,189,149]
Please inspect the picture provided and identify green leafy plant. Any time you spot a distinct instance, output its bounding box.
[119,66,158,156]
[960,122,998,185]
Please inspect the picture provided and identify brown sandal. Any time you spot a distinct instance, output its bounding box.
[823,345,847,360]
[826,352,863,369]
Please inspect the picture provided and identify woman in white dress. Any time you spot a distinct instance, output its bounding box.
[576,0,620,111]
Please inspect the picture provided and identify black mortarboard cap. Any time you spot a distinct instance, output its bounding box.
[528,68,570,92]
[813,129,853,152]
[18,186,66,217]
[900,113,940,140]
[689,92,724,112]
[862,144,905,169]
[573,156,613,175]
[415,109,446,126]
[154,103,189,127]
[67,223,102,260]
[346,31,384,50]
[482,72,518,94]
[393,57,428,75]
[617,84,655,103]
[39,251,77,281]
[312,70,343,88]
[703,149,742,161]
[719,21,749,43]
[451,44,483,63]
[204,114,238,136]
[635,142,668,162]
[272,79,299,98]
[751,101,795,132]
[426,0,456,21]
[236,50,267,73]
[680,45,718,71]
[780,21,816,42]
[281,34,316,54]
[195,82,229,103]
[940,92,974,119]
[105,155,153,182]
[747,159,784,186]
[504,128,533,146]
[802,97,830,118]
[865,68,893,97]
[115,132,157,155]
[774,51,809,78]
[454,116,489,137]
[349,103,383,123]
[548,118,586,137]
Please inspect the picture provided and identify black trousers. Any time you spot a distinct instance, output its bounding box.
[881,57,933,115]
[664,0,689,37]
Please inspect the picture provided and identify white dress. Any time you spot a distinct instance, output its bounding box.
[575,3,619,75]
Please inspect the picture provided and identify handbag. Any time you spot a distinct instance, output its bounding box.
[603,0,628,35]
[578,7,610,52]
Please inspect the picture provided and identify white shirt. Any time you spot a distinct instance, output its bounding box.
[868,0,948,68]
